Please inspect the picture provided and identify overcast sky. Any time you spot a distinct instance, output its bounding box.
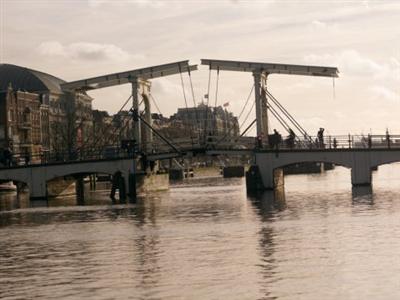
[1,0,399,136]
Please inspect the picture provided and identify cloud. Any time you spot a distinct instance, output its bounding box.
[87,0,166,8]
[151,79,182,97]
[304,50,399,82]
[37,41,66,56]
[311,20,327,29]
[68,42,130,61]
[304,50,379,76]
[369,85,398,102]
[37,41,133,62]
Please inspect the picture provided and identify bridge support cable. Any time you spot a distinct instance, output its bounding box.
[149,93,163,116]
[179,68,195,147]
[239,101,255,132]
[77,94,133,157]
[266,89,306,136]
[204,67,213,144]
[237,84,255,121]
[187,67,201,142]
[238,118,256,138]
[104,95,147,147]
[264,89,312,143]
[266,100,310,147]
[211,84,255,147]
[131,109,181,154]
[267,104,292,133]
[149,93,175,143]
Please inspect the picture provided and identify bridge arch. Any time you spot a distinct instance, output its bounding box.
[371,157,400,169]
[0,158,134,199]
[0,171,30,187]
[44,169,117,183]
[271,156,352,171]
[255,151,366,189]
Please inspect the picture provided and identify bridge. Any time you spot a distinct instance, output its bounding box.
[1,58,398,200]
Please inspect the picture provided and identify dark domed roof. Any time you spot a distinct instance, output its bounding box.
[0,64,65,94]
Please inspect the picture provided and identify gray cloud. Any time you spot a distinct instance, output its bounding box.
[37,41,134,62]
[3,0,400,134]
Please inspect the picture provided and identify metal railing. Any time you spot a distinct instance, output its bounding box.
[251,134,400,150]
[2,134,400,169]
[0,145,133,168]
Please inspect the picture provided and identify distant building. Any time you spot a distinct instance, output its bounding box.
[91,109,135,150]
[170,103,240,139]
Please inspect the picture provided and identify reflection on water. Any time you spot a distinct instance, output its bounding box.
[0,191,30,211]
[352,186,373,205]
[2,166,400,299]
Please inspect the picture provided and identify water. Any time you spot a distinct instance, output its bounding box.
[1,165,400,299]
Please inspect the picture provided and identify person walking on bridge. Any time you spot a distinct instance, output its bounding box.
[271,129,282,151]
[317,128,325,149]
[286,128,296,149]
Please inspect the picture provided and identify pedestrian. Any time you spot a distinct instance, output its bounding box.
[386,129,390,148]
[317,128,325,149]
[3,147,12,167]
[333,138,337,149]
[25,153,30,165]
[272,129,282,151]
[286,128,296,149]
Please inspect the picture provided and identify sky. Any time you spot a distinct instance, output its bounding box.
[0,0,399,136]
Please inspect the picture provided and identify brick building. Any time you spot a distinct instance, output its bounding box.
[0,87,42,161]
[0,64,93,161]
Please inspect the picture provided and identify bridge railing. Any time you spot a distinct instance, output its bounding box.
[2,134,400,169]
[197,134,400,151]
[0,145,133,168]
[260,134,400,150]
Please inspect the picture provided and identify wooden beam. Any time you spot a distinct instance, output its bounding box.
[61,61,197,91]
[201,59,339,77]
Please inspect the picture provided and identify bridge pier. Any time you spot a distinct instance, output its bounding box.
[351,153,372,186]
[75,176,85,205]
[29,174,47,200]
[246,164,284,191]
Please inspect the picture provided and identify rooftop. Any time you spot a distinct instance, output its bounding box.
[0,64,66,94]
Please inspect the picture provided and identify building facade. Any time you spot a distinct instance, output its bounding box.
[0,64,93,162]
[0,87,42,161]
[170,103,240,139]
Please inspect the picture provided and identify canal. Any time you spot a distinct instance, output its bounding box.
[1,165,400,299]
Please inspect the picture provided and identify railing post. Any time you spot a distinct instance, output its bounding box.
[348,134,351,149]
[386,130,391,149]
[368,134,372,149]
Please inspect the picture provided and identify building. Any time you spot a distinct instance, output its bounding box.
[170,103,240,139]
[0,64,93,160]
[0,87,42,161]
[91,109,135,151]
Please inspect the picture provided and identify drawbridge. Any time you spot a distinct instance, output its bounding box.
[3,58,400,200]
